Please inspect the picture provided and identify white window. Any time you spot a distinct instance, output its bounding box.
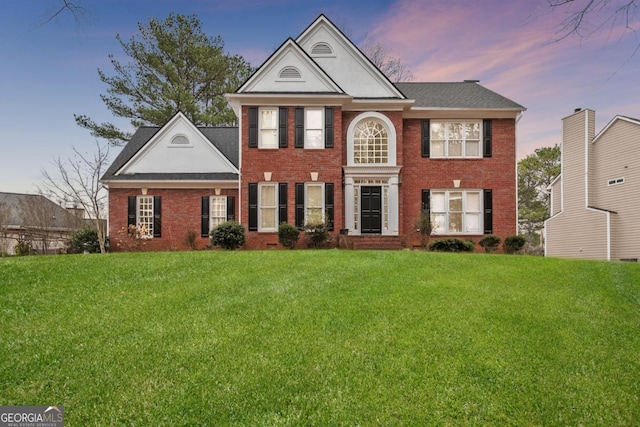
[259,183,278,231]
[431,190,482,234]
[431,121,481,158]
[137,196,154,238]
[305,108,324,149]
[210,196,227,230]
[305,183,324,224]
[259,108,278,148]
[353,120,388,164]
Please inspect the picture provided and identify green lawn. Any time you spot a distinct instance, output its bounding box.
[1,250,639,426]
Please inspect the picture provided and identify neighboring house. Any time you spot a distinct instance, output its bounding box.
[0,192,85,255]
[102,15,525,251]
[545,109,640,261]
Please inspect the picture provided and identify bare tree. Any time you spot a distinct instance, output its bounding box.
[40,141,110,253]
[40,0,88,27]
[546,0,640,59]
[361,36,415,82]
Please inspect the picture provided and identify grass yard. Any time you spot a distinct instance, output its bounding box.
[1,250,639,426]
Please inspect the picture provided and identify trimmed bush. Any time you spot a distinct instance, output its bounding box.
[479,234,501,253]
[210,221,245,250]
[304,222,330,249]
[14,241,35,256]
[278,223,300,249]
[429,238,475,253]
[504,235,527,254]
[67,226,102,254]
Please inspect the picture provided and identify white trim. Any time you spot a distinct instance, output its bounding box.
[346,112,397,167]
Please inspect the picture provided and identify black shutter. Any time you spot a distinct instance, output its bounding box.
[295,183,305,228]
[295,107,304,148]
[421,119,430,157]
[226,196,235,221]
[248,183,258,231]
[201,196,210,237]
[248,107,258,148]
[153,196,161,237]
[421,189,430,213]
[128,196,137,227]
[279,107,288,148]
[278,183,288,224]
[483,189,493,234]
[325,183,334,231]
[483,119,492,158]
[324,107,334,148]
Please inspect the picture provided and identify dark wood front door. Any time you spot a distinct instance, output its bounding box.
[361,186,382,234]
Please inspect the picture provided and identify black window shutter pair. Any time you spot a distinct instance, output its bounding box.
[295,108,334,148]
[201,196,236,237]
[295,183,334,230]
[248,183,287,231]
[127,195,161,237]
[420,189,492,234]
[248,107,289,148]
[421,119,492,157]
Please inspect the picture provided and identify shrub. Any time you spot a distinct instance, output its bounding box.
[504,235,527,254]
[479,234,501,253]
[278,223,300,249]
[14,241,35,256]
[414,212,433,249]
[184,230,198,250]
[67,226,102,254]
[304,222,330,249]
[210,221,245,250]
[429,238,475,253]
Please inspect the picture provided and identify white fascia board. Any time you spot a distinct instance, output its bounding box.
[104,180,238,189]
[226,93,352,106]
[593,115,640,144]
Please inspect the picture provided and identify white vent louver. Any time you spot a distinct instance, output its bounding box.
[311,42,333,55]
[171,135,189,145]
[279,66,302,79]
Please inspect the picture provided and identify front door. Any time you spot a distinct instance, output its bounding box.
[361,186,382,234]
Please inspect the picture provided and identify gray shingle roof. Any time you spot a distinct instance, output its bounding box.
[0,192,84,228]
[101,126,239,182]
[395,82,525,110]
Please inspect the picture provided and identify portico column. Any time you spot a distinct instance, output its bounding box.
[344,176,355,234]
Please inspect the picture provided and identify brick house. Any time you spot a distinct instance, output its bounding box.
[102,15,525,251]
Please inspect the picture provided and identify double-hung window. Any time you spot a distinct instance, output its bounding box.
[431,190,482,234]
[210,196,227,230]
[305,108,324,149]
[128,195,161,238]
[431,121,481,158]
[305,183,324,224]
[259,108,278,148]
[259,183,278,231]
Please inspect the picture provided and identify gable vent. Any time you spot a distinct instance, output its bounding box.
[171,135,189,145]
[279,66,302,79]
[311,42,333,55]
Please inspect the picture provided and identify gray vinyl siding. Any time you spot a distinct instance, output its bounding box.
[546,110,611,260]
[591,119,640,260]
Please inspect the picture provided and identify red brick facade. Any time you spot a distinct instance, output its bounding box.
[109,188,238,251]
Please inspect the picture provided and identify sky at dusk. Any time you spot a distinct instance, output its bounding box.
[1,0,638,194]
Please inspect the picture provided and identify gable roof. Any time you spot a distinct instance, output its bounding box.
[101,125,239,182]
[0,192,84,229]
[395,82,525,110]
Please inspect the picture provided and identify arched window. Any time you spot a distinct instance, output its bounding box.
[353,120,388,164]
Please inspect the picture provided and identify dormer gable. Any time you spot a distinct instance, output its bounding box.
[236,38,343,94]
[296,14,405,99]
[116,112,238,176]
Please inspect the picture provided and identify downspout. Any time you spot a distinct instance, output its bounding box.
[515,111,524,235]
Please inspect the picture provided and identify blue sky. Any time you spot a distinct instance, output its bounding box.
[1,0,638,194]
